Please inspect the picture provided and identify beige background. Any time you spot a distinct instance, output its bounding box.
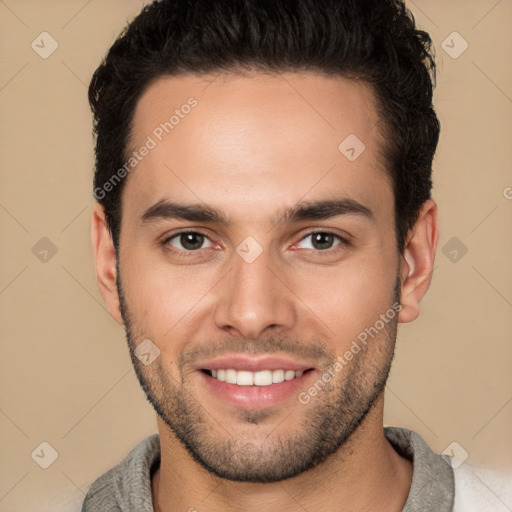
[0,1,511,511]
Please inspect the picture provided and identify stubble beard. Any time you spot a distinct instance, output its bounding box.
[117,265,400,483]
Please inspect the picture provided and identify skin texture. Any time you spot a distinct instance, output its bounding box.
[91,72,438,511]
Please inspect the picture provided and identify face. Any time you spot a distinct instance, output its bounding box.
[113,72,403,482]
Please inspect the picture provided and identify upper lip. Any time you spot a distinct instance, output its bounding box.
[194,355,316,372]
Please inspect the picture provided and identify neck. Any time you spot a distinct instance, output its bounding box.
[152,398,412,512]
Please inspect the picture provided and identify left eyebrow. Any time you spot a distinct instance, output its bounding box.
[270,197,375,227]
[139,196,375,227]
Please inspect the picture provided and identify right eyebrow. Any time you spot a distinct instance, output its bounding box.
[140,199,231,226]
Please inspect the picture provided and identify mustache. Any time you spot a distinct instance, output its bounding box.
[177,334,334,370]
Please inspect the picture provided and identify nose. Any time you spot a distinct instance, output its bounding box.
[213,245,296,340]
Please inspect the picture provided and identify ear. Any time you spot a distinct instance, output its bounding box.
[398,199,439,324]
[91,205,124,324]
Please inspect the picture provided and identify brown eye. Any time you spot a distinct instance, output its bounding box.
[297,232,344,251]
[311,232,335,250]
[167,231,213,251]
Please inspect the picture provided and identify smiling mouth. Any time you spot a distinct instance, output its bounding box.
[201,368,314,386]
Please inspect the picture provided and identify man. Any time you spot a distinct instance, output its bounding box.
[83,0,477,510]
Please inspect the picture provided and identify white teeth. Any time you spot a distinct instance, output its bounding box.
[254,370,272,386]
[236,370,254,386]
[272,369,285,383]
[209,368,306,386]
[284,370,295,381]
[225,369,237,384]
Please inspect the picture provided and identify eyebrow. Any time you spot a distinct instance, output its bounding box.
[140,196,375,227]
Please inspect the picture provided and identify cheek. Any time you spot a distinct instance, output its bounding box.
[290,253,397,346]
[120,254,216,343]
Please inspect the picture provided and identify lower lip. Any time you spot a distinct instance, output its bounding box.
[198,370,315,409]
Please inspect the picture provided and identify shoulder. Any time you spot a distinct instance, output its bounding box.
[81,433,161,512]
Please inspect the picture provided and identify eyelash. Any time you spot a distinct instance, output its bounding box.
[161,230,350,258]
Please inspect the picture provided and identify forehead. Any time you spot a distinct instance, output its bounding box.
[123,71,392,223]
